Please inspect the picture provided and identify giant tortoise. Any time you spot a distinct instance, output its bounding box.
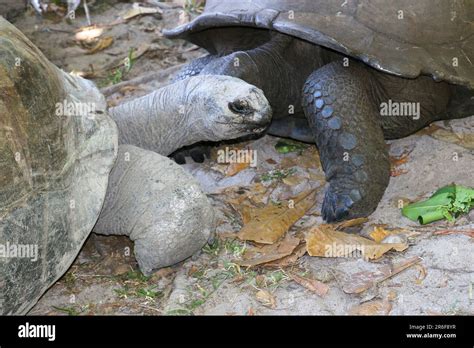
[164,0,474,222]
[0,17,271,314]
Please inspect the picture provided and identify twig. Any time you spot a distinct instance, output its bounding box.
[144,0,183,9]
[100,63,183,96]
[83,0,91,26]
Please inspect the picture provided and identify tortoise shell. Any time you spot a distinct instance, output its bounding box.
[0,17,117,314]
[165,0,474,89]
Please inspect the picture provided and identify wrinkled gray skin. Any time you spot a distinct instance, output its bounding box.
[110,75,271,156]
[173,29,474,222]
[1,17,271,314]
[96,75,271,275]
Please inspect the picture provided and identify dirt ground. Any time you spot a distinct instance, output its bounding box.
[10,0,473,316]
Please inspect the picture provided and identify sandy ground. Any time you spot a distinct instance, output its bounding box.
[10,1,473,316]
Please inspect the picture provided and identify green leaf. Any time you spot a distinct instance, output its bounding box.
[275,140,307,154]
[401,184,474,224]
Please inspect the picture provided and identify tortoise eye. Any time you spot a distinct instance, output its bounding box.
[228,100,252,115]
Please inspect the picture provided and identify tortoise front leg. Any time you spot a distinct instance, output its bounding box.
[93,145,214,275]
[302,61,390,222]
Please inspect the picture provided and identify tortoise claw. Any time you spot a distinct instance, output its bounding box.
[322,186,353,222]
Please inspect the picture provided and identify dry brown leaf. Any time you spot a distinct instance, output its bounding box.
[335,217,368,230]
[280,146,321,170]
[255,275,267,288]
[390,168,408,177]
[369,226,411,243]
[282,175,305,186]
[123,6,162,20]
[348,300,392,315]
[306,224,408,260]
[236,236,300,267]
[112,263,130,276]
[308,171,326,183]
[266,158,277,165]
[414,264,427,285]
[237,189,317,244]
[218,184,269,226]
[264,243,307,268]
[430,128,474,150]
[119,85,143,94]
[288,272,329,296]
[387,290,398,301]
[225,162,250,176]
[369,226,392,243]
[342,256,422,294]
[220,183,268,206]
[390,153,409,168]
[87,36,114,54]
[150,267,174,279]
[415,123,443,136]
[255,290,276,308]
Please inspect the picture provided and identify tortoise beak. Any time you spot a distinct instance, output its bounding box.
[227,89,272,131]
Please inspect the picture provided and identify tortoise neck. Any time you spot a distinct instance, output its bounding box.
[108,80,203,156]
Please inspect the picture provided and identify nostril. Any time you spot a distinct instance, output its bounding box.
[228,99,253,115]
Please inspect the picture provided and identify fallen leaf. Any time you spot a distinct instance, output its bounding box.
[219,183,268,206]
[348,300,392,315]
[426,309,444,315]
[150,267,174,282]
[390,153,409,168]
[288,272,329,296]
[255,275,267,288]
[282,175,305,186]
[414,264,427,285]
[187,265,199,277]
[119,85,143,94]
[386,290,398,301]
[264,243,307,268]
[369,226,392,243]
[87,36,114,54]
[112,263,130,276]
[415,123,443,136]
[266,158,277,165]
[336,217,368,230]
[391,168,408,177]
[255,290,276,309]
[306,224,408,260]
[430,128,474,150]
[342,256,422,294]
[231,275,246,284]
[280,146,322,170]
[237,189,318,244]
[236,236,300,267]
[123,5,162,20]
[225,162,250,176]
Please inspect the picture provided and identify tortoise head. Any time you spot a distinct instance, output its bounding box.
[185,75,272,141]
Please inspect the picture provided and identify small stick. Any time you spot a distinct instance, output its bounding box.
[100,64,183,96]
[83,0,91,26]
